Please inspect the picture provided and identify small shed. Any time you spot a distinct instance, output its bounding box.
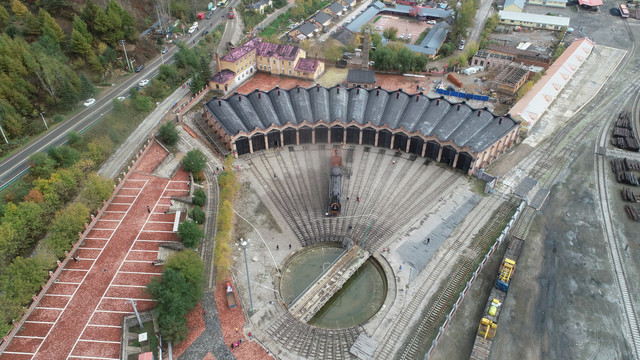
[346,70,378,88]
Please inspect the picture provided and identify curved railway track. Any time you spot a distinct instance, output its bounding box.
[592,21,640,355]
[394,198,517,360]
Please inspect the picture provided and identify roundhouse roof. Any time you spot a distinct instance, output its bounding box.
[205,86,519,153]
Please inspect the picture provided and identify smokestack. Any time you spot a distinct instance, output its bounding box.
[337,84,340,94]
[416,94,419,102]
[377,89,380,96]
[436,99,440,106]
[357,86,360,94]
[258,92,261,99]
[477,110,482,117]
[499,117,503,124]
[396,92,399,99]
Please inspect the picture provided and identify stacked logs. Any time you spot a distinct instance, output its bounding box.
[612,111,640,152]
[611,158,640,186]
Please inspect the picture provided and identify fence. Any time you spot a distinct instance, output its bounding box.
[425,199,527,359]
[435,88,490,102]
[174,85,211,119]
[0,138,156,353]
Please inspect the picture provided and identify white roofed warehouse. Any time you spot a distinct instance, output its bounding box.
[202,86,520,174]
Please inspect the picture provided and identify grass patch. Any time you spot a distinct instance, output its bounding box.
[373,15,381,23]
[127,320,159,360]
[415,28,430,45]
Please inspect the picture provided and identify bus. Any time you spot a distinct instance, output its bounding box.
[620,3,630,18]
[218,0,229,7]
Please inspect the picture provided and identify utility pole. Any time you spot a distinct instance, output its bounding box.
[120,40,132,71]
[129,299,143,328]
[39,112,48,130]
[240,238,254,314]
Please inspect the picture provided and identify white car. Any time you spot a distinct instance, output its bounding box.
[427,20,436,25]
[188,26,196,34]
[193,22,199,27]
[116,96,126,101]
[408,34,412,39]
[400,33,405,39]
[139,79,150,87]
[83,98,96,107]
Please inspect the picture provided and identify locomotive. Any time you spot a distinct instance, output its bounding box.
[328,147,343,216]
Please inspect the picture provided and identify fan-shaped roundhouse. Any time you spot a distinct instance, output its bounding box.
[203,85,520,174]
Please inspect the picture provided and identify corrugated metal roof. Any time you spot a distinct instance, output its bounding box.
[498,11,571,26]
[205,86,519,153]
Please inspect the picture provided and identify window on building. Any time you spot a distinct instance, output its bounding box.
[260,56,263,61]
[289,70,291,74]
[289,61,291,66]
[273,60,276,64]
[282,68,284,73]
[281,60,284,64]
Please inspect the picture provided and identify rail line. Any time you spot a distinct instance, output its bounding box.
[396,198,517,360]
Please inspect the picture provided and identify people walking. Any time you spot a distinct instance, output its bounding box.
[289,244,292,250]
[146,205,151,213]
[276,245,279,251]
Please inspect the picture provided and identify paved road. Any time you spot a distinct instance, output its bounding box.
[217,7,244,53]
[0,4,236,189]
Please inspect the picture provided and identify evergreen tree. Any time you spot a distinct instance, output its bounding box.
[72,15,92,44]
[79,73,95,98]
[71,28,92,56]
[24,12,42,36]
[40,9,65,44]
[10,0,28,17]
[59,78,79,110]
[0,6,10,32]
[81,0,101,33]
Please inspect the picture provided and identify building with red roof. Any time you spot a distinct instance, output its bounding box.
[211,38,325,93]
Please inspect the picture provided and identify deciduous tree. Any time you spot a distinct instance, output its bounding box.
[182,149,207,174]
[157,122,179,146]
[177,220,203,248]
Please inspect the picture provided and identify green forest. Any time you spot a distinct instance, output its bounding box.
[0,0,222,337]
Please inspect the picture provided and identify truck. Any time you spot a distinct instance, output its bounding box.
[226,282,237,309]
[228,8,234,19]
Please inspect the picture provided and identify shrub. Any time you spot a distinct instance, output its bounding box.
[177,220,204,248]
[157,122,179,146]
[190,206,205,224]
[192,188,206,207]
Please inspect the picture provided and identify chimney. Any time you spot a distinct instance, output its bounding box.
[337,84,340,94]
[499,117,503,124]
[258,91,262,99]
[436,99,440,106]
[396,92,399,99]
[357,86,360,94]
[376,89,380,96]
[297,84,300,93]
[416,94,419,102]
[457,104,461,111]
[477,110,482,117]
[317,84,320,92]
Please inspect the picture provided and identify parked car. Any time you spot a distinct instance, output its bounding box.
[408,34,412,39]
[202,30,209,36]
[427,20,436,25]
[400,33,405,39]
[368,61,375,66]
[116,96,126,101]
[83,98,96,107]
[193,21,199,27]
[135,64,144,72]
[139,79,150,87]
[162,47,168,54]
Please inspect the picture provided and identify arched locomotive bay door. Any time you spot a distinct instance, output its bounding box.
[362,127,376,145]
[331,125,344,143]
[299,126,312,144]
[456,151,473,173]
[409,136,424,156]
[440,145,457,166]
[393,133,408,151]
[267,130,281,148]
[315,125,328,143]
[235,137,251,156]
[378,129,392,149]
[346,125,360,144]
[425,140,441,160]
[282,127,297,146]
[251,133,266,152]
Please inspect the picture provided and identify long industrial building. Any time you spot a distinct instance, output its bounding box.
[202,86,520,174]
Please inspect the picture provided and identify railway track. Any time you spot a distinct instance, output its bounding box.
[395,198,517,360]
[592,23,640,355]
